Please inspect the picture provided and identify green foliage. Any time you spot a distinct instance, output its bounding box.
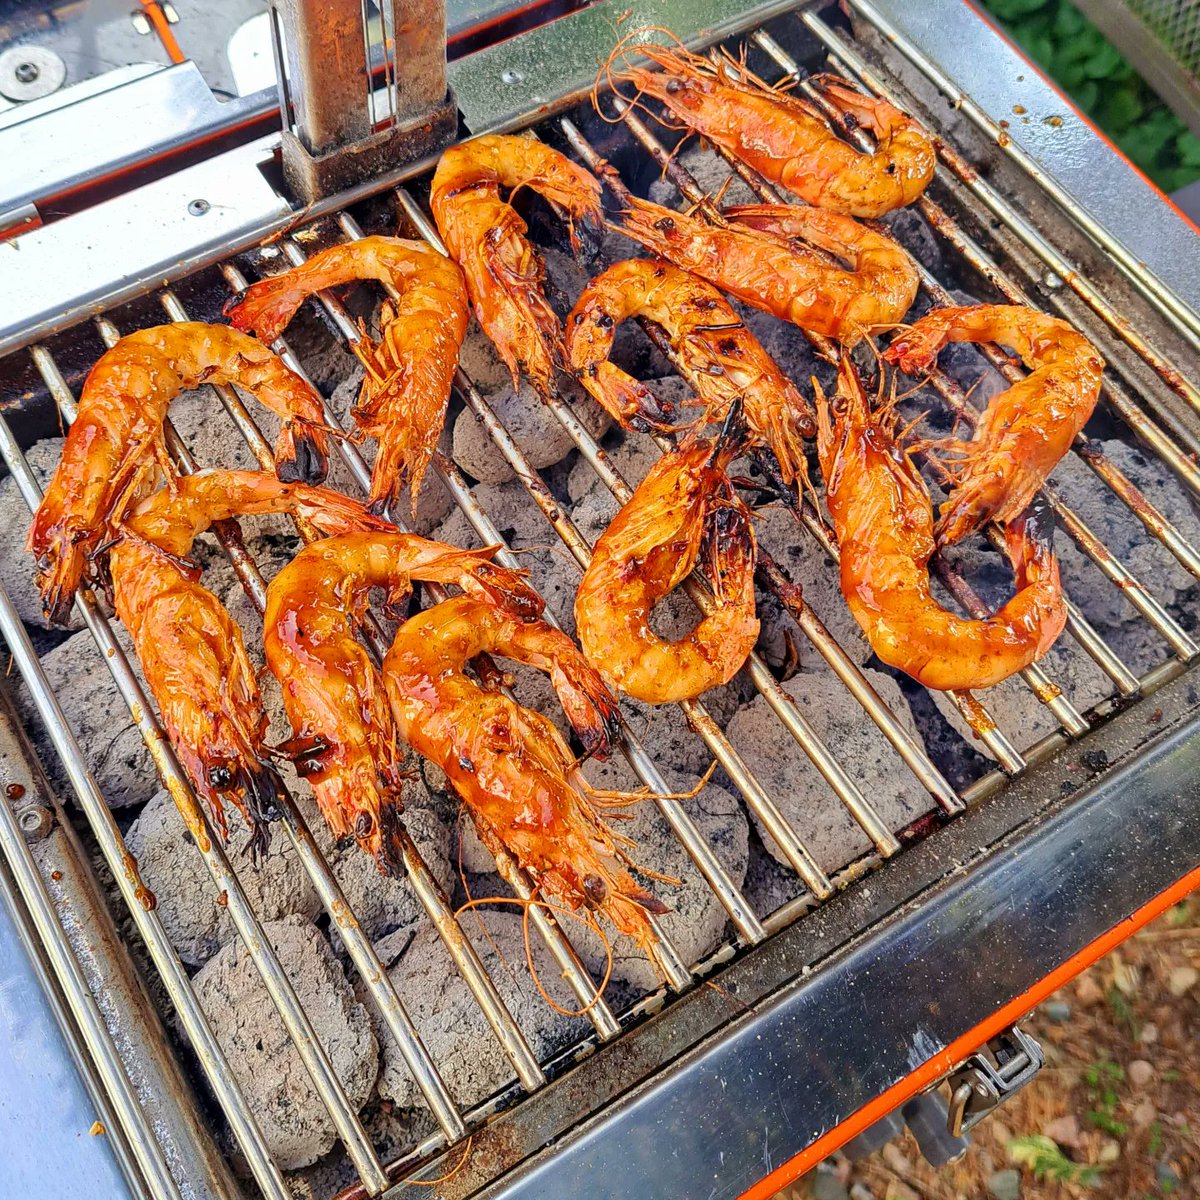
[1084,1058,1129,1137]
[1007,1134,1104,1186]
[981,0,1200,192]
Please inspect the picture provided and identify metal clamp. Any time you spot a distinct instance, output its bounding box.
[946,1025,1045,1137]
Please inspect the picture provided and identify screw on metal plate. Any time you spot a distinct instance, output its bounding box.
[187,199,211,216]
[501,69,525,85]
[946,1024,1044,1137]
[0,46,67,102]
[17,804,54,841]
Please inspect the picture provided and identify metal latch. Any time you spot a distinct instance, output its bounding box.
[946,1025,1045,1137]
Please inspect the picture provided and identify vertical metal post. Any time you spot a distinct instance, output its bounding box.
[268,0,456,201]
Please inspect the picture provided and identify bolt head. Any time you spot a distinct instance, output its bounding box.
[15,62,38,83]
[188,198,210,216]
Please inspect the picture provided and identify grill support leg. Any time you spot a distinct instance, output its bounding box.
[269,0,457,202]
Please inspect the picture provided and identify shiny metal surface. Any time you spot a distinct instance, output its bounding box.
[848,0,1200,352]
[1,2,1200,1197]
[0,836,134,1200]
[0,62,271,219]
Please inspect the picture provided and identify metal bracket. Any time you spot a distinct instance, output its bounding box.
[268,0,458,202]
[946,1025,1045,1137]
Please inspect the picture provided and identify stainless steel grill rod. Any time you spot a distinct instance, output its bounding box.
[605,97,1096,741]
[757,26,1200,523]
[268,220,758,950]
[15,360,390,1197]
[562,109,1026,766]
[0,416,292,1200]
[741,33,1200,666]
[0,616,186,1200]
[84,305,479,1134]
[385,193,901,870]
[827,1,1200,375]
[220,262,657,1010]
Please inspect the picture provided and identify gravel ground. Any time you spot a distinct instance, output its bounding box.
[784,895,1199,1200]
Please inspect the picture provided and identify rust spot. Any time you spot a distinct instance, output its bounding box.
[6,783,25,800]
[216,889,228,907]
[997,132,1011,148]
[1011,104,1026,115]
[89,1122,105,1137]
[1044,114,1064,127]
[51,870,62,882]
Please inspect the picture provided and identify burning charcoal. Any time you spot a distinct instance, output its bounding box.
[646,144,757,207]
[319,782,453,947]
[451,374,611,485]
[192,915,378,1171]
[727,668,930,872]
[15,623,155,810]
[1048,438,1200,629]
[751,502,873,666]
[374,912,587,1110]
[0,437,82,630]
[742,827,806,919]
[432,479,584,632]
[125,788,320,967]
[573,761,749,992]
[880,207,944,275]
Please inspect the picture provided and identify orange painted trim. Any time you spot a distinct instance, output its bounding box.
[738,863,1200,1200]
[139,1,186,66]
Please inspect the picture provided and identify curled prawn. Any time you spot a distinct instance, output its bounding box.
[384,594,667,956]
[618,197,918,344]
[263,532,542,872]
[574,431,759,704]
[109,470,386,851]
[430,134,603,397]
[29,323,332,626]
[225,237,469,512]
[600,32,935,217]
[565,257,812,483]
[884,304,1105,546]
[815,356,1067,691]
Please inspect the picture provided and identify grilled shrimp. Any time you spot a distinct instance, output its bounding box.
[109,470,386,850]
[29,323,332,626]
[225,237,469,511]
[430,134,603,397]
[263,533,542,872]
[565,257,813,483]
[619,197,918,344]
[574,433,758,704]
[815,357,1067,691]
[603,34,935,216]
[885,304,1105,546]
[384,594,666,954]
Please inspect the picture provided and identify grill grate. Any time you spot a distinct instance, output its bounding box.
[1,6,1199,1197]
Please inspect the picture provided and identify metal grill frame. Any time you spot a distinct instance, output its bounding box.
[1,2,1199,1198]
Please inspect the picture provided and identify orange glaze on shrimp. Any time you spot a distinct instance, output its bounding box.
[263,533,542,872]
[619,197,918,345]
[29,323,332,626]
[565,257,813,483]
[225,237,469,511]
[430,134,603,397]
[574,433,758,704]
[815,357,1067,691]
[602,34,935,217]
[109,470,386,850]
[884,304,1105,546]
[384,595,666,954]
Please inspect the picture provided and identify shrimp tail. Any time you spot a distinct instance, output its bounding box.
[550,659,622,759]
[224,284,301,346]
[232,759,285,859]
[274,418,332,485]
[1005,494,1058,585]
[459,559,546,622]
